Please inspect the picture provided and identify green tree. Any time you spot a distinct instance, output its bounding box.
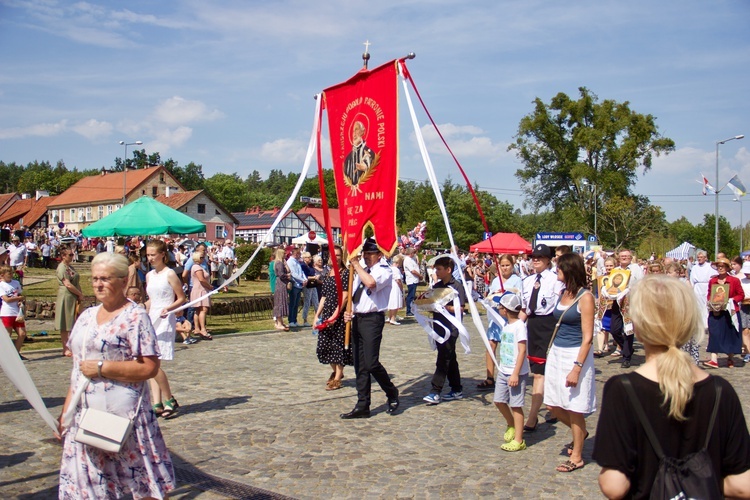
[0,161,25,193]
[17,160,57,193]
[597,195,666,250]
[691,214,737,258]
[509,87,675,230]
[204,172,249,212]
[667,216,697,245]
[173,161,205,191]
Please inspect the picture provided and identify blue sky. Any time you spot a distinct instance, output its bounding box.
[1,0,748,230]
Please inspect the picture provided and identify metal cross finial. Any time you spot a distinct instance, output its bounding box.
[362,40,371,69]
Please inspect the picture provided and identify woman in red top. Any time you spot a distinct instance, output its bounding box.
[703,257,744,368]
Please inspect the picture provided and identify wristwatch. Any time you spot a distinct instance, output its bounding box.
[573,361,584,368]
[97,360,104,378]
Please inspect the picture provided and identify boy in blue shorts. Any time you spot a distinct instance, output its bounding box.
[493,292,529,451]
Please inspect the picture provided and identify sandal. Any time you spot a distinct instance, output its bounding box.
[198,332,213,341]
[326,379,342,391]
[610,349,622,357]
[500,440,526,452]
[523,418,538,433]
[727,358,735,368]
[593,350,607,358]
[328,372,335,383]
[566,431,590,455]
[556,460,584,473]
[162,397,179,419]
[152,402,164,417]
[477,378,495,390]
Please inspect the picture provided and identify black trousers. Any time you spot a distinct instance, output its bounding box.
[431,334,461,393]
[352,312,398,409]
[609,301,634,361]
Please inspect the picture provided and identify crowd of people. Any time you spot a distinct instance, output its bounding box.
[294,239,749,496]
[4,228,750,497]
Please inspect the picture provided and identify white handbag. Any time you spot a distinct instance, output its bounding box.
[75,405,137,453]
[65,335,146,453]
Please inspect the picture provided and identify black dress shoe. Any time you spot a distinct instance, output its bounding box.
[621,360,631,368]
[340,408,371,419]
[386,398,400,414]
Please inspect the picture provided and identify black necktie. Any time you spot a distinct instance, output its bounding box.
[529,273,542,314]
[352,268,370,303]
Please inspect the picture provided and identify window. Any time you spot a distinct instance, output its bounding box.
[107,205,113,215]
[51,210,58,222]
[86,207,92,220]
[215,225,224,239]
[115,204,121,211]
[78,208,84,222]
[197,204,206,214]
[70,209,75,221]
[215,209,220,215]
[152,186,158,197]
[159,173,165,183]
[98,206,103,219]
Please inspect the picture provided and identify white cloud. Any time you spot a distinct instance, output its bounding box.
[72,118,113,141]
[152,96,224,126]
[0,120,68,140]
[650,146,713,175]
[418,123,508,159]
[148,126,193,155]
[259,138,308,164]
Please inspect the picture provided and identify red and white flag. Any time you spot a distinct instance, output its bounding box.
[323,60,400,257]
[701,173,715,195]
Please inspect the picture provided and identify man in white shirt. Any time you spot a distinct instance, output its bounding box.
[402,247,420,317]
[341,238,399,419]
[8,235,26,284]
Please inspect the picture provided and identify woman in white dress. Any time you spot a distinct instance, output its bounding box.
[387,255,405,325]
[145,239,186,419]
[689,250,717,328]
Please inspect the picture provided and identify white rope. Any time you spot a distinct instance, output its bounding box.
[399,62,500,371]
[172,95,323,314]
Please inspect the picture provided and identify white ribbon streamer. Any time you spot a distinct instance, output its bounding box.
[400,62,499,370]
[173,95,323,314]
[0,323,58,433]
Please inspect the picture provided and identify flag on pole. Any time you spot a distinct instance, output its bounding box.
[323,60,400,256]
[700,173,715,195]
[726,174,747,197]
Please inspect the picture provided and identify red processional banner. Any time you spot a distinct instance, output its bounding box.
[323,60,399,257]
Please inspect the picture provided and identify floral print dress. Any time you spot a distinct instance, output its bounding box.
[59,302,175,499]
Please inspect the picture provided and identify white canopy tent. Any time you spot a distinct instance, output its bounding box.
[665,241,696,260]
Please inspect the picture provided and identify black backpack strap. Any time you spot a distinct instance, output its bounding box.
[703,377,722,450]
[623,375,724,457]
[621,376,666,459]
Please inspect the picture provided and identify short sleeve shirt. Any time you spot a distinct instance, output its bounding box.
[592,373,750,499]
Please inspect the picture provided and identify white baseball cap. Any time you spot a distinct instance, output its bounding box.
[498,292,522,312]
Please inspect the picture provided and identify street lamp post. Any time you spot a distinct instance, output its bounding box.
[735,198,744,256]
[715,135,744,259]
[119,140,143,206]
[582,180,597,242]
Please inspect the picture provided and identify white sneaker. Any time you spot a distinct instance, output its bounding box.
[389,320,401,325]
[423,393,441,405]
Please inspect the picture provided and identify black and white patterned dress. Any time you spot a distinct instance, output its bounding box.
[316,268,353,366]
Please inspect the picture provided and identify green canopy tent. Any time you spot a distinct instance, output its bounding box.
[81,196,206,237]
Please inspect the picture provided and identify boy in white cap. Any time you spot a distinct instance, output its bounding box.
[493,291,529,451]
